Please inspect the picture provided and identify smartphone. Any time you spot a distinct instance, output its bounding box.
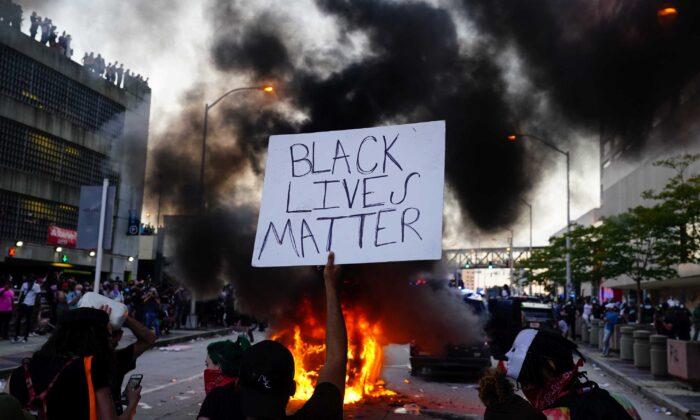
[121,374,143,404]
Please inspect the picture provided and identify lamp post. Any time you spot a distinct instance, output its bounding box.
[505,227,514,291]
[507,133,572,299]
[187,85,274,329]
[520,199,533,296]
[199,85,274,213]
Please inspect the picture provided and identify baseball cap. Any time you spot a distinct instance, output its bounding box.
[239,340,296,418]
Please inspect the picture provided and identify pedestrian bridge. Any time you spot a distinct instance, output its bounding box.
[442,247,544,270]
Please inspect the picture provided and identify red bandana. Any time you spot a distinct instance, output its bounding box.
[204,369,237,394]
[522,359,583,411]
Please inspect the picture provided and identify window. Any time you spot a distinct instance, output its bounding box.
[0,116,119,186]
[0,189,78,244]
[0,44,125,138]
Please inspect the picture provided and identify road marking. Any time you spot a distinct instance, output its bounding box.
[141,373,203,395]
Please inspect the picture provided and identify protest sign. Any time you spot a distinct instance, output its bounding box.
[252,120,445,267]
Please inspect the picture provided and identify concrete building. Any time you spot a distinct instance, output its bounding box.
[572,70,700,303]
[0,23,150,282]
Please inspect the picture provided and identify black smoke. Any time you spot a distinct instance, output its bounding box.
[150,0,700,344]
[460,0,700,151]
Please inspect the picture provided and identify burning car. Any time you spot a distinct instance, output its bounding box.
[409,295,491,378]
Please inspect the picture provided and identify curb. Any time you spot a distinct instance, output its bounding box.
[578,344,691,419]
[154,326,237,347]
[0,327,237,379]
[420,409,479,419]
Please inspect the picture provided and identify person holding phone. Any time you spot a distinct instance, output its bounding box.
[121,374,142,406]
[109,309,156,415]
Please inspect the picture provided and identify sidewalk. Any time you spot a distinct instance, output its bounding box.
[0,326,238,379]
[577,342,700,419]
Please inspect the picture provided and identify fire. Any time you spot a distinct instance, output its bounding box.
[272,299,395,404]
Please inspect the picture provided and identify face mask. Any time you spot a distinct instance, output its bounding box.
[505,329,538,381]
[521,363,581,411]
[204,368,236,394]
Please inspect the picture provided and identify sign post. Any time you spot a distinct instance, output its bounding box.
[253,121,445,267]
[94,178,109,292]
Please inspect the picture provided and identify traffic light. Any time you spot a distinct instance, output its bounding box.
[61,254,68,263]
[488,261,494,269]
[464,262,471,268]
[7,247,15,257]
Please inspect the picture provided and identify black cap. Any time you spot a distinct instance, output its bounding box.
[239,340,296,418]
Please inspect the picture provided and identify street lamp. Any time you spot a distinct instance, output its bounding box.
[191,84,274,329]
[504,227,514,289]
[199,85,275,212]
[507,133,572,298]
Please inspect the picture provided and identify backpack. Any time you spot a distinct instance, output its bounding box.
[22,356,97,420]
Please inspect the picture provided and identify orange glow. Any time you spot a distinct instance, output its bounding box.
[507,134,518,141]
[657,7,678,17]
[271,299,395,405]
[262,85,275,93]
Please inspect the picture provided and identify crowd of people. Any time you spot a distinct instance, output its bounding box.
[0,271,257,347]
[81,52,148,90]
[0,252,346,419]
[27,12,73,58]
[0,1,148,92]
[552,294,700,343]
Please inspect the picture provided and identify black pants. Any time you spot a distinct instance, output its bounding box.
[15,304,33,339]
[0,311,11,338]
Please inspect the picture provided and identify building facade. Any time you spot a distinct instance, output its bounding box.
[0,24,150,282]
[568,70,700,302]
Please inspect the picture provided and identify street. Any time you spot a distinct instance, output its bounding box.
[128,333,675,419]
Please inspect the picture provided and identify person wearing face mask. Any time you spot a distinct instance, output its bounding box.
[504,328,640,419]
[197,335,251,420]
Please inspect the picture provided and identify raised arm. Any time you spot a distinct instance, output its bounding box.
[316,252,347,397]
[124,315,157,359]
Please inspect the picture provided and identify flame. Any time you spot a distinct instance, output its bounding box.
[272,299,395,404]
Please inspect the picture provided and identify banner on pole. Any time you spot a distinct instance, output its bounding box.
[77,185,116,250]
[252,120,445,267]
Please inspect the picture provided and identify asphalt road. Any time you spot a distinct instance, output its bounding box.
[128,333,677,419]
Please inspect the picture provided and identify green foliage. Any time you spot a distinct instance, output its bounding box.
[643,153,700,263]
[518,154,700,300]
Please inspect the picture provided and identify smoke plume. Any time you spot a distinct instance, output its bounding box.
[150,0,700,345]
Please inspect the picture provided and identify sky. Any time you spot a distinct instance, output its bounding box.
[17,0,601,250]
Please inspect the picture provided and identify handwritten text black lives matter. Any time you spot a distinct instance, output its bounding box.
[256,132,424,261]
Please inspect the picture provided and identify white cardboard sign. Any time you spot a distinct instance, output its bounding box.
[252,120,445,267]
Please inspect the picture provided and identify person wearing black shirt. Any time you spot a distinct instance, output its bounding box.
[5,308,141,419]
[235,252,346,420]
[110,314,156,415]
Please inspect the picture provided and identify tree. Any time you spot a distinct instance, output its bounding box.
[516,233,567,296]
[603,205,679,317]
[643,154,700,264]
